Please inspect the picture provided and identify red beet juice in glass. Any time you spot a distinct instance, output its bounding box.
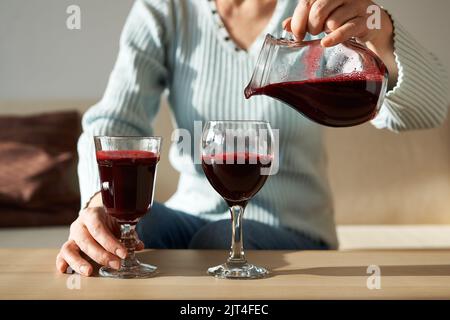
[201,152,272,207]
[96,150,159,224]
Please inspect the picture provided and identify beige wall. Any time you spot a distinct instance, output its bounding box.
[1,0,449,102]
[1,1,449,223]
[0,0,133,101]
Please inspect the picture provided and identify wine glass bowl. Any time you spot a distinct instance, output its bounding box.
[201,121,275,279]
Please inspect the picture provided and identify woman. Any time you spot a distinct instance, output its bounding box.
[57,0,448,276]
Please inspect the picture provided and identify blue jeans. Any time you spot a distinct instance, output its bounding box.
[136,203,328,250]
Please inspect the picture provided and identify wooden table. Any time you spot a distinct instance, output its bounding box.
[1,249,450,299]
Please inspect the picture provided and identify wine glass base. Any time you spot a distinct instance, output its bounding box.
[208,262,269,279]
[99,262,157,279]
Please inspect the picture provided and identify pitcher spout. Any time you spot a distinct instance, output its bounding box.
[244,34,278,99]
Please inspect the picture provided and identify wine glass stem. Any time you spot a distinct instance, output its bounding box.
[228,205,246,264]
[120,223,137,268]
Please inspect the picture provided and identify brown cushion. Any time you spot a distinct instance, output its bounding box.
[0,206,78,228]
[0,111,81,226]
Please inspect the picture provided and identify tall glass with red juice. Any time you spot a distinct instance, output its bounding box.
[94,136,161,279]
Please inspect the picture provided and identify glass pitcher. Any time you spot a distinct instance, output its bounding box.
[245,32,389,127]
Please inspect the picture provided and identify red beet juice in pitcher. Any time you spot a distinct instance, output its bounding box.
[244,34,388,127]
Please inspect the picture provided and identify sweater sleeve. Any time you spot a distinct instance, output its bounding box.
[371,13,449,132]
[77,0,171,207]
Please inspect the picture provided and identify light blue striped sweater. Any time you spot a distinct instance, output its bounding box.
[78,0,449,248]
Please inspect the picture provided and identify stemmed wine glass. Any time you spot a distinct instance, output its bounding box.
[94,136,161,279]
[201,121,275,279]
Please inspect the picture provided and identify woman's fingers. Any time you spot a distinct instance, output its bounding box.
[288,0,373,46]
[136,240,145,251]
[58,240,93,276]
[290,0,315,40]
[322,4,357,33]
[81,208,127,259]
[321,16,366,47]
[282,17,292,32]
[55,252,69,273]
[134,230,145,251]
[71,222,121,269]
[308,0,344,35]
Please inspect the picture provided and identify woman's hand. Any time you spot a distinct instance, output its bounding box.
[55,195,144,276]
[284,0,398,86]
[284,0,392,47]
